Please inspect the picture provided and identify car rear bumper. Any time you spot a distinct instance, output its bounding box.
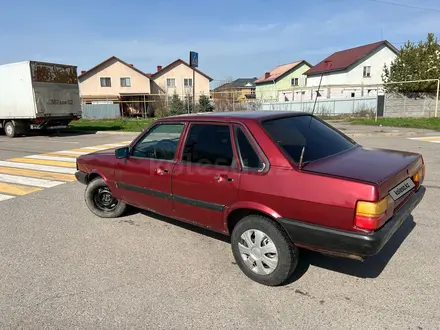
[75,171,88,185]
[278,185,426,259]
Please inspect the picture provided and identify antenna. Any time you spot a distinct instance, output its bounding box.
[298,146,305,171]
[311,60,332,116]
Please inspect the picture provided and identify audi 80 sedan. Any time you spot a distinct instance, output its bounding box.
[75,111,426,286]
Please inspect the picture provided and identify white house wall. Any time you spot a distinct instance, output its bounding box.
[306,44,396,98]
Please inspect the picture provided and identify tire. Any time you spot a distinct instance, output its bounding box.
[84,177,127,218]
[4,121,16,138]
[231,214,299,286]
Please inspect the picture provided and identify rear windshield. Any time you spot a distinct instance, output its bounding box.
[261,115,356,164]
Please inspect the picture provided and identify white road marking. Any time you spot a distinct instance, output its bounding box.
[0,161,77,174]
[25,155,77,163]
[56,151,88,155]
[0,173,65,188]
[0,194,14,201]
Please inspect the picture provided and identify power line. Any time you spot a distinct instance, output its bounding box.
[359,0,440,13]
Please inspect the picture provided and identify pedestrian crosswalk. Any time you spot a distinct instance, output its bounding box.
[408,136,440,143]
[0,141,132,203]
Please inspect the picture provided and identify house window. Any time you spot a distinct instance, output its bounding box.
[250,88,255,94]
[291,78,299,86]
[184,78,193,88]
[166,78,175,88]
[351,92,355,97]
[363,66,371,78]
[100,77,111,87]
[120,77,131,87]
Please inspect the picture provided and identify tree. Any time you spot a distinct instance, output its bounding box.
[382,33,440,96]
[197,95,214,112]
[169,93,185,115]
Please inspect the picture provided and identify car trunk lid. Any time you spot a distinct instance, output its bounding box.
[303,146,424,202]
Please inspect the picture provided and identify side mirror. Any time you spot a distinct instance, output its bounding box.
[115,146,129,159]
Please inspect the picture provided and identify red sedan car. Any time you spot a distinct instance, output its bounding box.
[75,111,426,286]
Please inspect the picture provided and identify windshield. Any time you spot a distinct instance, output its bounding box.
[261,115,357,165]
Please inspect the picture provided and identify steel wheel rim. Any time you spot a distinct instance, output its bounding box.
[5,124,12,136]
[93,187,118,212]
[238,229,278,275]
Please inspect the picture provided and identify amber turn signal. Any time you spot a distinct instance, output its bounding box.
[355,196,393,231]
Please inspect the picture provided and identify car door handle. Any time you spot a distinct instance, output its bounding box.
[214,175,233,182]
[155,168,169,175]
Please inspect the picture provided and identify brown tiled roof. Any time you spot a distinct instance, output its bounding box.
[78,56,152,80]
[304,40,398,76]
[255,60,311,84]
[150,59,213,81]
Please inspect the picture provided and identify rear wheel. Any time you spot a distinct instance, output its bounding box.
[231,214,299,286]
[84,177,127,218]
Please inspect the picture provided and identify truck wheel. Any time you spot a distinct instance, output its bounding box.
[231,214,299,286]
[4,121,16,138]
[84,177,127,218]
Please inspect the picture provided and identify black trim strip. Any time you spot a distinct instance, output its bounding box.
[116,182,225,212]
[172,195,225,212]
[117,182,171,200]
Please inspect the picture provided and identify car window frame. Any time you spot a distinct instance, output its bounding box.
[129,122,186,162]
[232,123,269,173]
[178,121,239,170]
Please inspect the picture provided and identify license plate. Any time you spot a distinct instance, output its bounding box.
[389,177,415,201]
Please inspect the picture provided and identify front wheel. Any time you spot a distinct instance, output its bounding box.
[4,121,16,138]
[231,214,299,286]
[84,177,127,218]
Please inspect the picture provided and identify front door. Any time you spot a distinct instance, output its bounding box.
[171,123,240,232]
[115,122,185,217]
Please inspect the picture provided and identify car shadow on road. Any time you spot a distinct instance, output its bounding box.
[134,208,230,243]
[287,215,416,282]
[127,208,416,283]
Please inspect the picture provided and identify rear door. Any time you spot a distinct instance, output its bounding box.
[114,122,185,217]
[30,61,81,117]
[171,122,240,232]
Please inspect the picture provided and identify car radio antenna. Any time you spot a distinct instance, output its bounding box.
[298,146,305,171]
[310,60,332,127]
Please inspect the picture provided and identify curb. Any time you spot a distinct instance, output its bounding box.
[66,129,140,135]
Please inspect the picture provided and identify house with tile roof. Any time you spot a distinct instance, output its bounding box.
[150,59,213,102]
[304,40,398,99]
[254,60,312,101]
[78,56,154,116]
[212,77,257,102]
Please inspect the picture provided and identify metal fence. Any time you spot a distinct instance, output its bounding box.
[81,104,121,119]
[258,96,377,116]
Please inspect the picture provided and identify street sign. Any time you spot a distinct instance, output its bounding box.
[189,51,198,68]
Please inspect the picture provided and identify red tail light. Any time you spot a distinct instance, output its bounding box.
[354,196,394,231]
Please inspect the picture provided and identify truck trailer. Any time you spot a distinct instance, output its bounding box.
[0,60,82,138]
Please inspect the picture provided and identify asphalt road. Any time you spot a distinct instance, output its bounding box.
[0,131,439,329]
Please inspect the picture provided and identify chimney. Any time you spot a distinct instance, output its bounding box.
[264,72,270,79]
[157,65,162,72]
[129,64,134,67]
[81,70,87,74]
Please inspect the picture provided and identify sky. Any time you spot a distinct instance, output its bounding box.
[0,0,439,88]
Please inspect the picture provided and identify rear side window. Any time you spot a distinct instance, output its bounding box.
[182,124,234,167]
[261,115,356,164]
[234,126,264,170]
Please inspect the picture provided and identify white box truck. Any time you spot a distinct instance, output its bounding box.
[0,60,82,137]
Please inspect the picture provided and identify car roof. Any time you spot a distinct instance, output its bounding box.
[157,110,311,123]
